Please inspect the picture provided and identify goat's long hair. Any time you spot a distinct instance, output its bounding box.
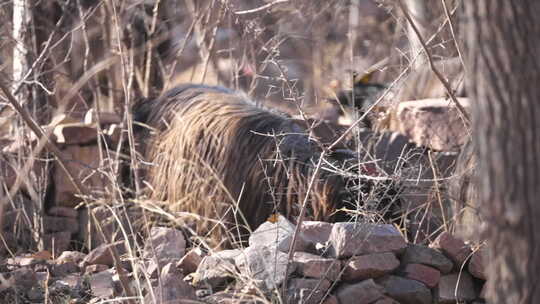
[134,84,352,248]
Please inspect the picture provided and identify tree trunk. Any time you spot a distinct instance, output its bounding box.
[404,0,428,69]
[12,0,30,101]
[465,2,540,303]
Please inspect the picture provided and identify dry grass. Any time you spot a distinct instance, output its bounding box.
[0,0,472,302]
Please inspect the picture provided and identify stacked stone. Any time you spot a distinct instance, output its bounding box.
[44,111,121,255]
[0,219,487,303]
[192,217,487,304]
[1,110,122,256]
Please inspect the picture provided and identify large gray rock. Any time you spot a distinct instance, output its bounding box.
[235,245,295,291]
[377,275,432,304]
[327,223,407,258]
[195,249,242,289]
[342,252,400,282]
[249,214,310,253]
[401,244,454,274]
[335,279,385,304]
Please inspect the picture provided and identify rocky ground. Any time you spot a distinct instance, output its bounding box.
[0,93,479,303]
[0,216,486,304]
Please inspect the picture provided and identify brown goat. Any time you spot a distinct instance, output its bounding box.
[134,84,355,248]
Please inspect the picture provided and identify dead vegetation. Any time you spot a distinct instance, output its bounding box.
[0,0,477,303]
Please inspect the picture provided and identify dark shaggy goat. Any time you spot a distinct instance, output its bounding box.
[134,84,365,248]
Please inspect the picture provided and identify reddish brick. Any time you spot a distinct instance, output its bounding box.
[430,232,471,267]
[301,221,334,245]
[328,223,407,258]
[402,244,453,274]
[342,252,400,281]
[403,263,441,288]
[468,248,487,280]
[293,252,341,281]
[395,98,470,151]
[287,278,331,304]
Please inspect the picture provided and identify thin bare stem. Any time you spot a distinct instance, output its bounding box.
[143,0,162,97]
[440,0,467,72]
[281,150,327,297]
[0,80,88,197]
[398,0,470,124]
[233,0,289,15]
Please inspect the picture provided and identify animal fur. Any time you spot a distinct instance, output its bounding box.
[134,84,355,248]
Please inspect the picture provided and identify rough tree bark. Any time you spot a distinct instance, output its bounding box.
[465,2,540,303]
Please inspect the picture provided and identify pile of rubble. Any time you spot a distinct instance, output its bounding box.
[0,215,487,304]
[0,95,483,303]
[1,109,122,255]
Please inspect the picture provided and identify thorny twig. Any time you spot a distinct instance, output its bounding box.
[397,0,471,124]
[326,2,462,151]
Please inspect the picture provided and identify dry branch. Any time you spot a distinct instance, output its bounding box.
[397,0,470,124]
[0,80,88,198]
[233,0,290,15]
